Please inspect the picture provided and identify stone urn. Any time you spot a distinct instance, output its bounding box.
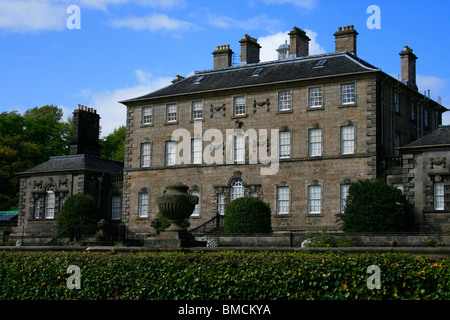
[156,182,199,231]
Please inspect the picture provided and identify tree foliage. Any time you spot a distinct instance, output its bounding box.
[0,106,71,210]
[99,126,125,162]
[339,179,408,232]
[224,197,272,234]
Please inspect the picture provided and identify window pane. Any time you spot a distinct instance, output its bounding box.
[279,131,291,158]
[191,138,202,164]
[234,135,245,162]
[166,141,176,166]
[140,142,151,167]
[166,104,177,122]
[139,192,149,217]
[217,193,225,215]
[192,101,203,120]
[142,106,153,125]
[45,187,55,219]
[340,184,350,213]
[278,91,292,111]
[189,190,200,216]
[277,186,290,214]
[309,129,322,156]
[112,196,121,220]
[231,179,245,201]
[434,182,445,210]
[309,87,322,108]
[234,96,246,115]
[34,199,40,219]
[341,84,355,104]
[308,185,321,214]
[341,126,355,154]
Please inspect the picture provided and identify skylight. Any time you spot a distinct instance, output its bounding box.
[194,76,205,84]
[251,68,264,77]
[315,60,327,67]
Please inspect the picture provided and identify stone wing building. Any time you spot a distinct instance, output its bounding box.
[12,106,123,245]
[119,26,447,237]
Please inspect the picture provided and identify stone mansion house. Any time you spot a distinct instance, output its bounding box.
[11,25,449,244]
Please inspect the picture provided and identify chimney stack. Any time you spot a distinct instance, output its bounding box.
[240,34,261,65]
[70,105,100,157]
[399,46,418,91]
[288,27,310,58]
[213,45,234,69]
[334,25,358,55]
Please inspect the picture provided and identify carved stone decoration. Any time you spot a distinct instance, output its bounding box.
[33,181,43,189]
[210,103,226,118]
[58,179,68,188]
[253,98,270,113]
[430,157,447,169]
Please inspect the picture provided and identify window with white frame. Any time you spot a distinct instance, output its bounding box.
[309,87,322,108]
[309,128,322,157]
[111,196,121,220]
[138,191,149,218]
[341,83,355,105]
[189,189,200,216]
[230,178,245,201]
[234,96,246,115]
[191,138,202,164]
[278,91,292,111]
[341,126,355,154]
[217,192,225,215]
[140,142,152,167]
[34,199,40,219]
[192,101,203,120]
[340,184,351,213]
[142,106,153,125]
[276,186,290,214]
[165,141,176,166]
[166,103,177,122]
[279,131,291,159]
[308,185,321,214]
[434,182,445,211]
[44,185,55,219]
[234,134,245,163]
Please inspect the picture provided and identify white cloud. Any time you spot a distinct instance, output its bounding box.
[262,0,318,10]
[82,70,172,137]
[416,75,446,96]
[74,0,185,11]
[0,0,66,33]
[258,29,326,62]
[108,13,196,32]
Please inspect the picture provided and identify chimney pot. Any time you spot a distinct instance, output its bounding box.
[334,25,358,55]
[213,44,234,69]
[288,26,310,58]
[240,34,261,65]
[400,45,418,91]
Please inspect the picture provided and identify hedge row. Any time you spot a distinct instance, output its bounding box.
[0,250,449,300]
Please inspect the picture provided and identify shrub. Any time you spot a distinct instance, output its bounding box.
[339,179,408,232]
[224,197,272,234]
[302,229,356,247]
[57,194,100,233]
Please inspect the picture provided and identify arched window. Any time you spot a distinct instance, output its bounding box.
[45,185,56,219]
[230,178,245,201]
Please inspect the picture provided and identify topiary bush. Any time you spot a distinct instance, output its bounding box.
[339,179,408,232]
[224,197,272,234]
[57,194,100,233]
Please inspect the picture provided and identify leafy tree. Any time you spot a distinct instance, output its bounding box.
[339,179,408,232]
[224,197,272,234]
[100,126,125,162]
[57,194,100,233]
[0,106,71,210]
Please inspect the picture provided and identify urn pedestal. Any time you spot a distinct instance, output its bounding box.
[144,182,206,248]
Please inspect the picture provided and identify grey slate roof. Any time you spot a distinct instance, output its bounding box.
[18,154,124,176]
[399,125,450,149]
[121,52,380,103]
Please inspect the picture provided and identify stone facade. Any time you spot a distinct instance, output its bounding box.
[120,26,447,237]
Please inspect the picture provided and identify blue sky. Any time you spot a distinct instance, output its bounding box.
[1,0,449,137]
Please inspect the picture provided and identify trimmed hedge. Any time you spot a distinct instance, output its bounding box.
[224,197,272,234]
[0,251,449,300]
[58,194,100,233]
